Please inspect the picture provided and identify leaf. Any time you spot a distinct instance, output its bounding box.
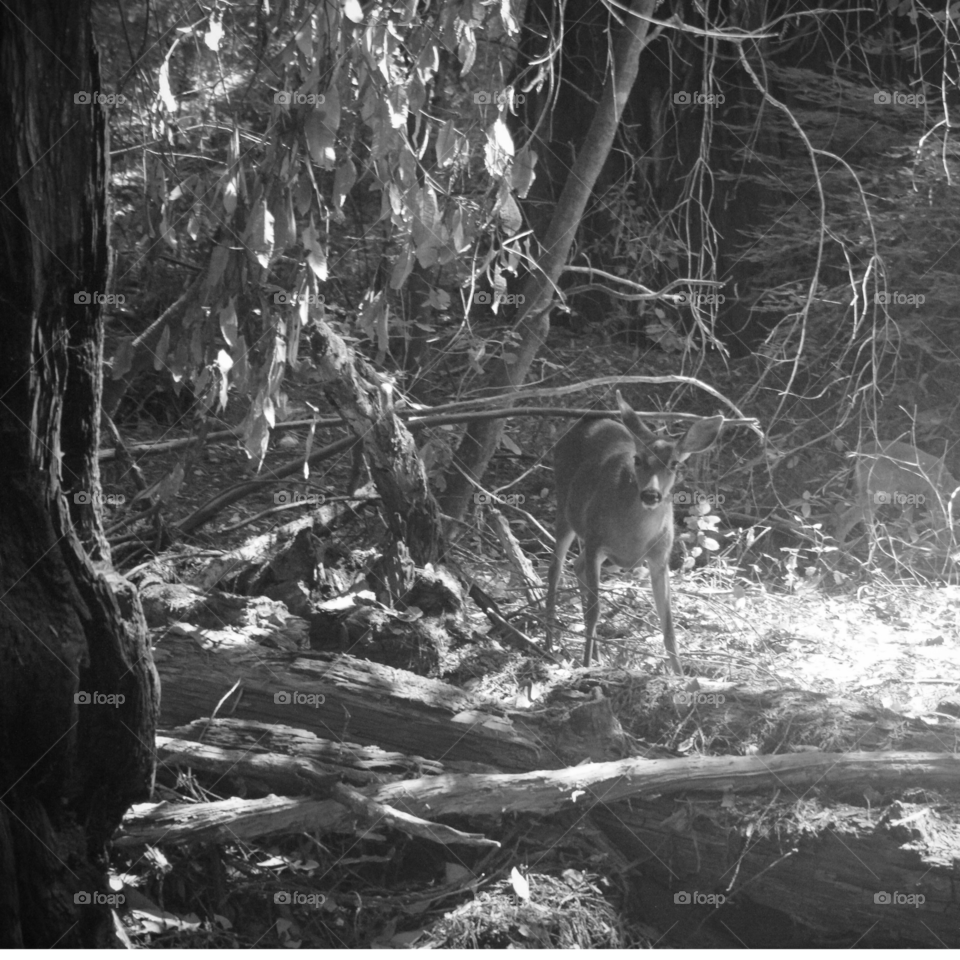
[204,243,230,304]
[397,144,417,187]
[216,349,233,409]
[246,199,275,268]
[387,83,409,128]
[368,109,394,163]
[357,293,380,340]
[169,360,198,404]
[413,185,444,267]
[501,433,521,455]
[342,0,364,23]
[304,110,336,168]
[493,118,514,156]
[267,337,286,394]
[510,867,530,901]
[223,174,238,215]
[111,338,135,379]
[500,0,520,35]
[387,182,403,216]
[437,243,457,267]
[390,246,414,289]
[154,325,170,370]
[156,463,185,504]
[359,79,378,124]
[416,242,439,269]
[243,411,270,466]
[332,159,357,212]
[458,25,476,75]
[512,147,537,198]
[420,184,438,236]
[427,288,451,310]
[295,21,314,56]
[302,223,328,281]
[219,300,238,347]
[307,244,328,282]
[374,304,390,361]
[491,265,507,298]
[204,11,224,51]
[159,208,177,249]
[358,292,387,359]
[322,85,342,131]
[416,39,439,83]
[304,88,341,169]
[407,73,427,117]
[270,188,295,252]
[288,299,305,365]
[449,205,470,252]
[436,119,457,167]
[233,335,250,393]
[484,119,514,177]
[157,59,177,112]
[295,175,313,215]
[285,188,298,249]
[497,187,522,235]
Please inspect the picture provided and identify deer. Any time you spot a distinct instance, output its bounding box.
[835,440,960,550]
[545,391,724,671]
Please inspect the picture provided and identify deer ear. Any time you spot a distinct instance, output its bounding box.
[616,390,658,444]
[675,416,724,461]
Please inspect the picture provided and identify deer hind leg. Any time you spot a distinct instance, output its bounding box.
[836,504,868,545]
[574,546,604,666]
[545,527,577,651]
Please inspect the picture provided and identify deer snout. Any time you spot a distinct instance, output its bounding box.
[639,487,663,507]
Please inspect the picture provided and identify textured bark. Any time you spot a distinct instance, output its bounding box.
[0,0,158,947]
[312,320,443,565]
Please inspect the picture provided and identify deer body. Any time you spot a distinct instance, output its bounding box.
[836,440,960,547]
[545,392,723,670]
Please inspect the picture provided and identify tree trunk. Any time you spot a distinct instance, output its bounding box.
[312,320,443,566]
[0,0,159,947]
[439,0,660,521]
